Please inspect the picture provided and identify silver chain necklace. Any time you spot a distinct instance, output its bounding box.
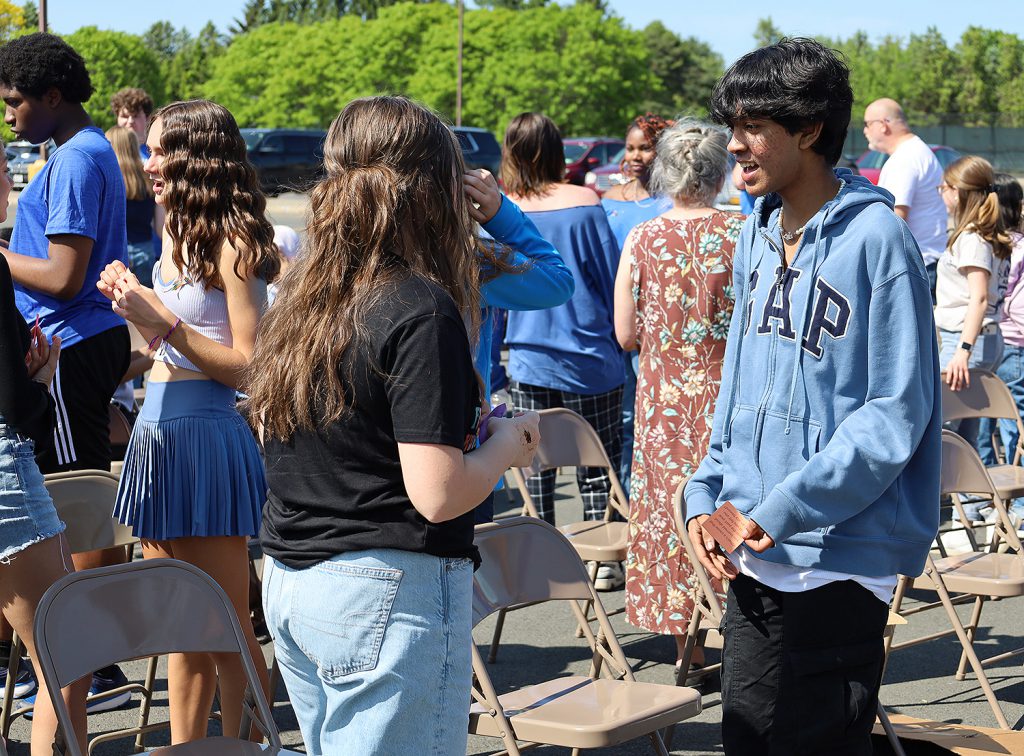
[779,179,846,243]
[779,217,807,243]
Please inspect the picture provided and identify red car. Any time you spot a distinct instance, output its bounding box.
[563,138,624,186]
[583,147,625,197]
[856,145,961,185]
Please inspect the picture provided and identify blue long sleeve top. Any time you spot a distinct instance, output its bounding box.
[476,197,574,396]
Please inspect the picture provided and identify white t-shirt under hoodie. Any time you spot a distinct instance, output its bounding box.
[934,230,1010,332]
[878,135,948,265]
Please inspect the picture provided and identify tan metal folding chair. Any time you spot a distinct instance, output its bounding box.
[470,517,701,756]
[496,408,629,660]
[941,368,1024,549]
[0,471,147,749]
[669,481,725,690]
[32,558,299,755]
[887,430,1024,730]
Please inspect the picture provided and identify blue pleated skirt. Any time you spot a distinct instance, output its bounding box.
[114,380,266,540]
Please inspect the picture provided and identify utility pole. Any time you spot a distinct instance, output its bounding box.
[39,0,48,160]
[455,0,463,126]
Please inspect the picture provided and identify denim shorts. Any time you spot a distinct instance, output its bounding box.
[0,427,64,563]
[263,549,473,756]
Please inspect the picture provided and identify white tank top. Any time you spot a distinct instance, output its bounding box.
[152,263,232,374]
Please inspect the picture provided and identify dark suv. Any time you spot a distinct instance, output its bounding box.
[240,128,327,195]
[453,127,501,178]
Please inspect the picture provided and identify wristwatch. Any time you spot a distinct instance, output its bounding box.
[960,341,973,353]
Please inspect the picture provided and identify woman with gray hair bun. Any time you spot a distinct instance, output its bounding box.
[613,118,745,675]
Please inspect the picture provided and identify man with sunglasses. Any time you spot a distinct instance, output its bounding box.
[863,98,948,299]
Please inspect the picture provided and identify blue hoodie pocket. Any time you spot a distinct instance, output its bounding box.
[755,410,822,512]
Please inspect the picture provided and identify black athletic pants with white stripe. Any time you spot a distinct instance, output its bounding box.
[508,380,623,525]
[37,325,131,474]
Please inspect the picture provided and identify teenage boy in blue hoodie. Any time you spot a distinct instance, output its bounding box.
[685,38,941,755]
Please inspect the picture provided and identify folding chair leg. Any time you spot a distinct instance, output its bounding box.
[488,608,508,664]
[0,636,22,740]
[927,563,1011,729]
[574,561,600,639]
[647,730,671,756]
[133,655,160,751]
[876,701,907,756]
[955,595,986,681]
[884,577,909,661]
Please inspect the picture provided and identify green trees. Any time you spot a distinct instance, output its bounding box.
[64,27,164,130]
[26,8,1024,138]
[203,3,658,135]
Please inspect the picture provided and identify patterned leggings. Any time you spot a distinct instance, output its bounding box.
[509,381,624,525]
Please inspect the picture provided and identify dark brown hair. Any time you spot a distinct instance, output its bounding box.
[110,87,153,117]
[246,95,489,441]
[501,112,564,198]
[152,99,279,287]
[945,155,1012,260]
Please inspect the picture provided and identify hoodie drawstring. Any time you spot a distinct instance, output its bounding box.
[784,219,824,435]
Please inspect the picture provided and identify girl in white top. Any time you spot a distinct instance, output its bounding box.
[96,100,278,744]
[935,155,1012,459]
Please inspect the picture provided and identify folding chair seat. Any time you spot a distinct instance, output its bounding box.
[887,430,1024,730]
[494,409,629,660]
[469,517,701,756]
[32,559,300,755]
[0,471,145,747]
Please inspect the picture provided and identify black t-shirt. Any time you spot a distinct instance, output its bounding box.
[0,255,54,445]
[260,271,482,569]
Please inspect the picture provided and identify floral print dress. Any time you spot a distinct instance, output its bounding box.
[624,210,744,635]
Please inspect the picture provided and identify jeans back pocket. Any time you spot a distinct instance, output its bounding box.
[290,561,402,682]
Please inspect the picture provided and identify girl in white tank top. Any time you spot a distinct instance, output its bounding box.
[96,99,280,745]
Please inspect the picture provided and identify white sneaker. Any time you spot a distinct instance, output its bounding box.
[594,562,625,591]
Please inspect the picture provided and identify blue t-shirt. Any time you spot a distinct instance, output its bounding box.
[506,205,624,395]
[12,126,128,347]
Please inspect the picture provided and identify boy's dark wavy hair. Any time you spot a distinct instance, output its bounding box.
[710,37,852,166]
[0,32,92,103]
[153,99,280,288]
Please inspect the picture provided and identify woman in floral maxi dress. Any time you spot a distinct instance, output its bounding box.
[614,119,744,668]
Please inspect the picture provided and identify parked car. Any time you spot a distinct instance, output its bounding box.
[453,126,502,178]
[563,137,624,185]
[240,129,327,195]
[856,145,962,185]
[9,140,52,189]
[583,147,625,197]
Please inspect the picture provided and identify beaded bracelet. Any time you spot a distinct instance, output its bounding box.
[148,317,182,351]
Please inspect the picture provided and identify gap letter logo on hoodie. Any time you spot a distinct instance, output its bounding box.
[686,170,942,580]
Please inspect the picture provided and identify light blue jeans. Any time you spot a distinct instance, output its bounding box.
[262,549,474,756]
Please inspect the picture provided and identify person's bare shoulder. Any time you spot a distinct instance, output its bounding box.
[557,183,600,206]
[602,183,627,201]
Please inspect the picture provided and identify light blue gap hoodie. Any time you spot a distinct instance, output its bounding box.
[684,170,941,579]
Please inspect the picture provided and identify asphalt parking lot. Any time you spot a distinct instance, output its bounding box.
[5,475,1024,755]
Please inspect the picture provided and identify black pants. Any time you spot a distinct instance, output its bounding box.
[36,325,131,474]
[722,573,888,756]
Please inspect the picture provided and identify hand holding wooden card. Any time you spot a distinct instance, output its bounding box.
[701,500,748,554]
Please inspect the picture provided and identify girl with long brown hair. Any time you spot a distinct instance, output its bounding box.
[96,99,276,743]
[105,125,163,285]
[248,95,539,755]
[935,155,1012,494]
